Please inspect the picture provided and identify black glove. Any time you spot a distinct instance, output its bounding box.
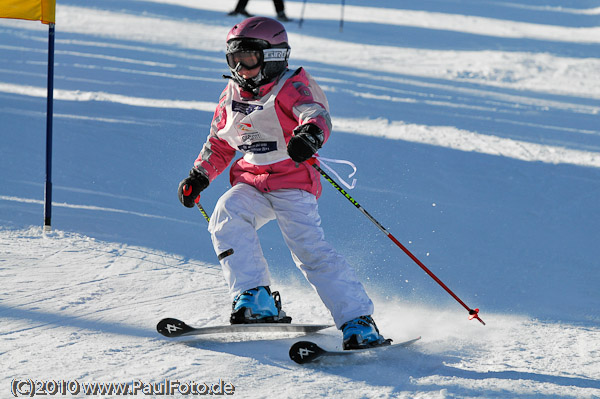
[287,123,324,163]
[178,167,209,208]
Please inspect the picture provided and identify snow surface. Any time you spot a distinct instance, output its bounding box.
[1,0,599,398]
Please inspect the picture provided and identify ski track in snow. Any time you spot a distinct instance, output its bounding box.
[0,195,197,225]
[1,1,600,398]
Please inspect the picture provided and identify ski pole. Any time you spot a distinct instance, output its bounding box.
[183,185,210,223]
[299,0,308,28]
[306,157,485,325]
[194,196,210,223]
[339,0,345,32]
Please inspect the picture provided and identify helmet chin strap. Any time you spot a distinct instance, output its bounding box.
[231,67,265,94]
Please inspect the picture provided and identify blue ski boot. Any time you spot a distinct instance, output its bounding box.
[341,315,391,350]
[230,286,292,324]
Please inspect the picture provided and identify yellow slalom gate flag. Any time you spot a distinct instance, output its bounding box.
[0,0,55,24]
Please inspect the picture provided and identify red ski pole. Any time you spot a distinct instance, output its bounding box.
[307,158,485,325]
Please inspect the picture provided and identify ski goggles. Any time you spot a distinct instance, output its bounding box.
[226,48,290,70]
[226,50,262,71]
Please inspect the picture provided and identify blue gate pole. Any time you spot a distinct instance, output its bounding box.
[44,23,55,232]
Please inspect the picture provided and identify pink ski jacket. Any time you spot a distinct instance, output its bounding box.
[194,67,331,198]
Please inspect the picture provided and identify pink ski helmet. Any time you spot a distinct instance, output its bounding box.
[225,17,291,91]
[227,16,288,45]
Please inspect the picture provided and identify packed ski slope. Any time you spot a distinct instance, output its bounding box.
[1,0,599,398]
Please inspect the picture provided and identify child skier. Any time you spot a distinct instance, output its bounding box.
[178,16,387,349]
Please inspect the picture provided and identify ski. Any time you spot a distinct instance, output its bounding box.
[157,317,333,338]
[289,336,421,364]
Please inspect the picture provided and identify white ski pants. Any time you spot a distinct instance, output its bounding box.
[207,183,374,328]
